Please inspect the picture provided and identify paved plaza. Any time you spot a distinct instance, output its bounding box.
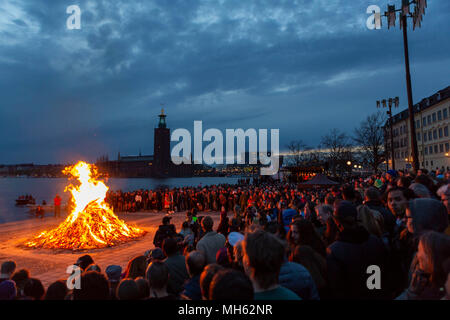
[0,210,220,287]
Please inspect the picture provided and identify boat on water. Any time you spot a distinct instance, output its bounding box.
[15,196,36,206]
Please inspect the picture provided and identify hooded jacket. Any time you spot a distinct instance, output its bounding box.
[279,261,320,300]
[326,226,388,299]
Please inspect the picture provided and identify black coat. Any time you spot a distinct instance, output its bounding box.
[153,224,177,248]
[326,226,389,299]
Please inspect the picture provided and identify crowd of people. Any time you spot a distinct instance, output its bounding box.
[1,168,450,300]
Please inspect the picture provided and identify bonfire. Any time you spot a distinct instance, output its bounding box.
[25,161,145,250]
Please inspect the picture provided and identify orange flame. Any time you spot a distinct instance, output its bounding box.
[25,161,145,250]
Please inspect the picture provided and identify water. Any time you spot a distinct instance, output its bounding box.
[0,177,240,224]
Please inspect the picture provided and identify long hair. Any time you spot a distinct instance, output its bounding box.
[419,231,450,288]
[356,205,383,237]
[287,219,326,257]
[124,256,147,279]
[290,245,326,289]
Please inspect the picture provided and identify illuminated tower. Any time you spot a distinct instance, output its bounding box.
[154,108,170,173]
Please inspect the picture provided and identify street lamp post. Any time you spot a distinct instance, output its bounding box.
[377,97,399,170]
[377,0,427,172]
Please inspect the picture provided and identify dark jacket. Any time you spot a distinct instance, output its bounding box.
[279,261,320,300]
[164,254,189,296]
[181,275,202,300]
[153,224,177,248]
[326,226,388,299]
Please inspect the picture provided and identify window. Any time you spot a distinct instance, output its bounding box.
[438,110,442,121]
[429,146,433,154]
[446,143,449,152]
[400,126,403,135]
[417,133,421,141]
[423,118,427,126]
[444,109,448,119]
[431,160,433,166]
[440,144,444,153]
[428,115,431,124]
[428,131,432,141]
[416,120,420,129]
[424,133,427,142]
[434,145,438,154]
[433,130,437,140]
[439,128,443,138]
[432,113,436,122]
[426,161,428,166]
[445,126,449,137]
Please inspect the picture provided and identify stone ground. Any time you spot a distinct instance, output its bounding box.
[0,210,220,287]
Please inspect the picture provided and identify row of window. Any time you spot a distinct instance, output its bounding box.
[395,142,450,159]
[423,143,450,155]
[417,126,449,142]
[416,107,449,129]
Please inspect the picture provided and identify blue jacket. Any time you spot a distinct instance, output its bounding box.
[279,261,320,300]
[182,275,202,300]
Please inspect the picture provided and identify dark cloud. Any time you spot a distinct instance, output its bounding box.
[0,0,448,163]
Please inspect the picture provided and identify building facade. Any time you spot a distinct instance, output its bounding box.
[386,86,450,171]
[97,110,194,177]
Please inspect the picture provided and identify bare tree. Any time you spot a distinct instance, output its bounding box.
[286,140,310,166]
[353,111,386,173]
[321,128,352,176]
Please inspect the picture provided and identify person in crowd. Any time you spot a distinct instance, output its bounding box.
[75,255,94,271]
[105,265,122,299]
[397,231,450,300]
[116,279,140,300]
[196,216,226,264]
[146,261,176,300]
[162,238,189,296]
[209,269,254,300]
[73,271,110,300]
[0,280,16,300]
[216,210,230,237]
[242,230,300,300]
[199,264,224,300]
[290,245,327,298]
[23,278,45,300]
[35,205,45,219]
[123,256,147,279]
[279,248,320,300]
[287,219,326,257]
[326,201,388,299]
[356,205,384,238]
[145,248,166,265]
[0,261,16,284]
[181,251,206,300]
[409,183,431,198]
[85,264,101,273]
[44,280,68,300]
[363,187,396,238]
[54,194,62,218]
[153,216,177,248]
[11,269,30,299]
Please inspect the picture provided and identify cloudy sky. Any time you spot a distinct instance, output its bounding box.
[0,0,449,164]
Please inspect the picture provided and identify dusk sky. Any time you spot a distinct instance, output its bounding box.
[0,0,449,164]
